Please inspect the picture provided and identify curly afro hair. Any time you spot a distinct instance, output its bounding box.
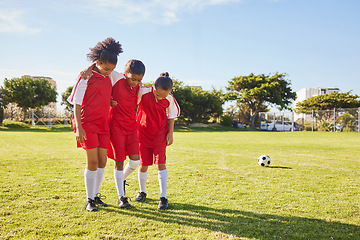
[87,37,123,65]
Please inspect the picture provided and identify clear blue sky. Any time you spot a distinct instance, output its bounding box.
[1,0,359,111]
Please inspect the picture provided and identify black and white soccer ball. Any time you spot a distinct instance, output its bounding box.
[258,155,271,167]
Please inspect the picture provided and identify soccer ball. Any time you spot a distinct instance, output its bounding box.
[258,155,271,167]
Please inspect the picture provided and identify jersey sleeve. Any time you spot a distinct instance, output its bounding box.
[166,94,180,119]
[109,70,125,86]
[137,86,152,104]
[67,75,88,106]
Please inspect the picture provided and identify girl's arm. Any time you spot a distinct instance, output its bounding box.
[166,118,175,146]
[74,104,86,143]
[80,63,96,79]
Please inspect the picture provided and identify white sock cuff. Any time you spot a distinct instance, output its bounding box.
[158,169,168,176]
[114,169,123,178]
[84,168,97,178]
[97,167,105,174]
[139,171,147,179]
[128,159,140,169]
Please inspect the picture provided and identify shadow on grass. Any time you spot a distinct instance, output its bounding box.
[268,166,292,169]
[101,202,359,239]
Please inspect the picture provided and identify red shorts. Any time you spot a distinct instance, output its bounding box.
[108,131,139,162]
[139,144,166,166]
[77,132,110,150]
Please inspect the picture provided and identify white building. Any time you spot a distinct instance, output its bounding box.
[293,87,339,121]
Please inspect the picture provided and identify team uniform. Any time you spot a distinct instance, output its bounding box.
[68,71,112,149]
[107,71,140,162]
[136,86,180,166]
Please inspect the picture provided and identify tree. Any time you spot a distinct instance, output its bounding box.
[189,87,224,123]
[225,73,296,128]
[61,86,74,112]
[3,77,57,122]
[171,79,224,124]
[0,87,8,124]
[295,91,360,112]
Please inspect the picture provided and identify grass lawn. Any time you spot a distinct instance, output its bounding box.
[0,127,359,239]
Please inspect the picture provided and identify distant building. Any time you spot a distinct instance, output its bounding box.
[22,75,57,112]
[190,86,203,90]
[294,87,340,121]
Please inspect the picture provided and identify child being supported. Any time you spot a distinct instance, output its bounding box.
[135,72,180,210]
[68,37,123,212]
[107,60,145,208]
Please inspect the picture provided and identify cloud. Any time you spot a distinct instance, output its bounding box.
[88,0,245,25]
[0,10,41,34]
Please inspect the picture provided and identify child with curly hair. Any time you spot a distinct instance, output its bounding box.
[68,37,123,212]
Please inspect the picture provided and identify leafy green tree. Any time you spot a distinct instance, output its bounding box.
[225,73,296,128]
[190,88,224,123]
[226,102,268,127]
[3,77,57,122]
[171,79,224,123]
[295,91,360,112]
[61,86,74,112]
[0,87,8,124]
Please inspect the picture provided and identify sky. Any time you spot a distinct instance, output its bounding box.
[0,0,359,112]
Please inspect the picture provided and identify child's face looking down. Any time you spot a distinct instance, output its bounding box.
[96,60,116,76]
[125,73,143,88]
[153,86,171,101]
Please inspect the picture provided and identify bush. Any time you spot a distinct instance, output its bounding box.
[317,118,333,132]
[220,115,233,127]
[339,112,356,132]
[2,120,30,129]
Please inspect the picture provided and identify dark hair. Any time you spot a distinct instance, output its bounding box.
[154,72,173,91]
[87,37,123,65]
[124,59,146,75]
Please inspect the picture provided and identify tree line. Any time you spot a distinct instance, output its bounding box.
[1,74,360,127]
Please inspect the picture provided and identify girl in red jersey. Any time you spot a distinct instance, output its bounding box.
[107,60,145,208]
[81,60,145,208]
[67,38,122,212]
[134,72,180,210]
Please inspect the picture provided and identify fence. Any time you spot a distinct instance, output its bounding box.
[3,103,72,128]
[31,110,71,128]
[259,108,360,132]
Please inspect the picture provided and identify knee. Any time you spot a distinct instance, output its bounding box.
[128,159,140,169]
[115,161,124,170]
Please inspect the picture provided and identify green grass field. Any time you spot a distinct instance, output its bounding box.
[1,127,359,239]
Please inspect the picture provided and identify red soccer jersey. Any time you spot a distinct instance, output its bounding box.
[108,71,139,134]
[68,71,112,134]
[136,86,180,147]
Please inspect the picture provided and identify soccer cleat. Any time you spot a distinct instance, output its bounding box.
[135,192,147,202]
[158,197,168,210]
[94,193,108,207]
[85,198,98,212]
[117,196,131,208]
